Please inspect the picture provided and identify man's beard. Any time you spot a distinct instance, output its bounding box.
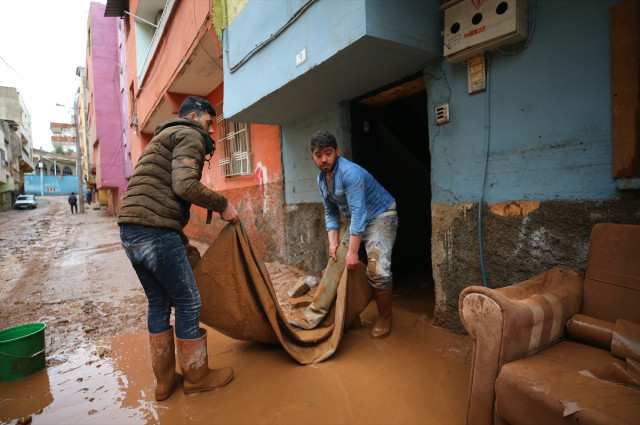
[319,158,337,173]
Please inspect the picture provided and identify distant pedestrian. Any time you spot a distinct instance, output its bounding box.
[68,192,78,214]
[86,189,93,205]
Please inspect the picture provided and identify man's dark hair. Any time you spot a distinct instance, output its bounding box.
[310,131,338,152]
[179,96,216,118]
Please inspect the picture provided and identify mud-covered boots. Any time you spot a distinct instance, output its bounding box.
[177,328,234,395]
[371,289,393,339]
[149,327,183,401]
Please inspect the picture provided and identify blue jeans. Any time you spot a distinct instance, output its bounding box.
[120,224,201,339]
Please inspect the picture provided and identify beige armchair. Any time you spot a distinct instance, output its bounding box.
[459,223,640,425]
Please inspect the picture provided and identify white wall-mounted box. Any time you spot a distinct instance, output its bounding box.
[443,0,528,63]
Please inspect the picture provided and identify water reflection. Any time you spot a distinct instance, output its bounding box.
[0,367,53,423]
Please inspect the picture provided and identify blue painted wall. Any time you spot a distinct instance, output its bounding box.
[24,174,85,196]
[223,0,367,119]
[223,0,441,124]
[427,0,619,205]
[281,103,351,204]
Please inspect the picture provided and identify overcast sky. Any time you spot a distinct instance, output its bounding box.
[0,0,105,151]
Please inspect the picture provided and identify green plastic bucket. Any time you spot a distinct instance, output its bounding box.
[0,323,47,381]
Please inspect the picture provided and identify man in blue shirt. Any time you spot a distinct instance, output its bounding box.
[311,130,398,339]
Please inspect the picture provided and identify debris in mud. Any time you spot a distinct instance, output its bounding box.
[97,348,110,358]
[81,300,96,315]
[287,275,319,298]
[264,262,321,317]
[289,294,313,308]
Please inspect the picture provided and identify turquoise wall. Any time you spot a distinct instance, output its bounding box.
[223,0,440,124]
[223,0,367,120]
[24,174,85,196]
[281,103,351,204]
[427,0,619,205]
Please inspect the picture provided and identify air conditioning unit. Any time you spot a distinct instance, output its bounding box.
[443,0,528,63]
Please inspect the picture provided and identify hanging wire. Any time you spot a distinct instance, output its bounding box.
[478,51,491,287]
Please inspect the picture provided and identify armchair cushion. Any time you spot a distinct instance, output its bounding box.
[495,340,640,425]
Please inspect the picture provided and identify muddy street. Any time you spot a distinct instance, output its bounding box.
[0,197,472,425]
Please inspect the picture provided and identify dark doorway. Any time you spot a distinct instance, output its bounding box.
[350,75,432,292]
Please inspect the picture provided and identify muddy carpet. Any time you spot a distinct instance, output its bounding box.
[193,222,373,365]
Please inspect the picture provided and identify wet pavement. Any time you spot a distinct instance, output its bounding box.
[0,197,472,425]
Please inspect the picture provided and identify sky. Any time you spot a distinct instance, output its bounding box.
[0,0,106,151]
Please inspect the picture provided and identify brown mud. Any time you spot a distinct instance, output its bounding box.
[0,197,472,424]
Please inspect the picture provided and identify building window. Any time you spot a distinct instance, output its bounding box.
[63,166,73,176]
[215,102,252,177]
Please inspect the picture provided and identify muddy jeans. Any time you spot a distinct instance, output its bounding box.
[119,224,201,339]
[341,203,398,292]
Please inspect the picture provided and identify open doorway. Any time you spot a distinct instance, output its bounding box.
[350,74,432,296]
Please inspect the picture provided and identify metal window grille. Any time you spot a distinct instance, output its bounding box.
[216,102,252,177]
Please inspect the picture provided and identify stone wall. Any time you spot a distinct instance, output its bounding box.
[283,203,330,274]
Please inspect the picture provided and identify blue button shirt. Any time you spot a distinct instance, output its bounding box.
[317,156,395,236]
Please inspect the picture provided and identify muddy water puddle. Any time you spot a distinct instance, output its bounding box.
[1,287,472,425]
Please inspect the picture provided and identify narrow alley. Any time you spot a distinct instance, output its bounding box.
[0,197,472,425]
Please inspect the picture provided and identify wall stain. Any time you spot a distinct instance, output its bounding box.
[490,201,540,217]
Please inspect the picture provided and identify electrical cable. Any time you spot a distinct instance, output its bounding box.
[0,55,22,78]
[478,51,491,287]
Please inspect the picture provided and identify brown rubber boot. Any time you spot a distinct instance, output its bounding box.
[149,327,183,401]
[177,328,234,395]
[371,289,393,340]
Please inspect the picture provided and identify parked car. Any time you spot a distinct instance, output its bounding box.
[14,194,37,209]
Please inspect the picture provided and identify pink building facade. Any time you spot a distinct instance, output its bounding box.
[86,1,130,213]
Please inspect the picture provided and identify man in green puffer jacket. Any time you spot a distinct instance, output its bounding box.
[118,96,238,401]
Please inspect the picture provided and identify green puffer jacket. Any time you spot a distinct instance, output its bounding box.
[117,118,228,240]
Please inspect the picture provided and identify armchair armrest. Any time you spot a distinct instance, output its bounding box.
[458,266,584,425]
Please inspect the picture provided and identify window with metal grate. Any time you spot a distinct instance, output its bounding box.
[216,102,252,177]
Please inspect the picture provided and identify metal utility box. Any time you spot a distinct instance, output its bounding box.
[443,0,528,63]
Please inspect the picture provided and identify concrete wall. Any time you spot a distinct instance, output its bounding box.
[223,0,367,120]
[222,0,440,124]
[0,87,20,122]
